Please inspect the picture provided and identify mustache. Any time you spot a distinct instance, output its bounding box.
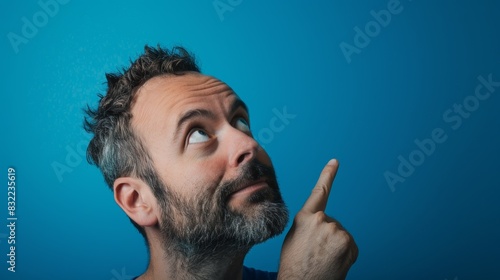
[218,159,278,202]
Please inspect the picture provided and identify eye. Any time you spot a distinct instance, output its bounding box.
[187,129,210,144]
[235,117,250,133]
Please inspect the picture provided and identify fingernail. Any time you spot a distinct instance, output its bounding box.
[327,159,337,166]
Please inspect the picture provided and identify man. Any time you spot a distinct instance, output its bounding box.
[84,45,358,279]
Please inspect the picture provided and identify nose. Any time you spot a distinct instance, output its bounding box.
[226,127,260,168]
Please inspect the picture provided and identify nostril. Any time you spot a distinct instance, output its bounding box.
[236,153,249,165]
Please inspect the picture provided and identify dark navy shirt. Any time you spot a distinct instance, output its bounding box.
[131,266,277,280]
[243,266,278,280]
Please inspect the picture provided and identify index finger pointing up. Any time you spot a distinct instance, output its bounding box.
[301,159,339,214]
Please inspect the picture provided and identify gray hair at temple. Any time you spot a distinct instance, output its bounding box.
[83,45,200,239]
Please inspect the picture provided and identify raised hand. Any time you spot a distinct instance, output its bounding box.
[278,159,358,280]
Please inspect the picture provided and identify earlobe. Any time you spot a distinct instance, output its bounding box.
[113,177,158,227]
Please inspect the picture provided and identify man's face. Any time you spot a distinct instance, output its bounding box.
[131,72,288,255]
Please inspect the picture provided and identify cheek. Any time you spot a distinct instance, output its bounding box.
[176,158,227,196]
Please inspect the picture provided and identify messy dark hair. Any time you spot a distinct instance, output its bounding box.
[83,45,200,240]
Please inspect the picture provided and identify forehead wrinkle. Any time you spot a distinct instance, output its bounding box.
[129,74,239,146]
[139,73,234,104]
[167,90,233,115]
[130,74,218,118]
[165,76,236,118]
[176,78,232,98]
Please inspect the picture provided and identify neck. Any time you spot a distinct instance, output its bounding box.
[137,234,249,280]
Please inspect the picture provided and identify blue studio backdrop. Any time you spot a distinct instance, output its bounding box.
[1,0,499,279]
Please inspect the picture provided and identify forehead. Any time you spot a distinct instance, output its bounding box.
[134,72,234,106]
[130,72,238,133]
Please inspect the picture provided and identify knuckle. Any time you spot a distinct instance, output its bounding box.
[327,221,340,232]
[351,241,359,260]
[345,238,359,265]
[332,229,352,247]
[312,211,327,223]
[338,230,351,244]
[312,183,328,196]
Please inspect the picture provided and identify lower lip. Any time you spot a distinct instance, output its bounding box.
[230,182,268,199]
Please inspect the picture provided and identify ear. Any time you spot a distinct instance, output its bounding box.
[113,177,159,228]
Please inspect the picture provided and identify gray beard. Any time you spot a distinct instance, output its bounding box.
[154,160,289,277]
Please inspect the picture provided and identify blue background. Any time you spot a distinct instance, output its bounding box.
[1,0,499,279]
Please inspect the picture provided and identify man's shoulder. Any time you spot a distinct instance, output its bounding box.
[243,266,278,280]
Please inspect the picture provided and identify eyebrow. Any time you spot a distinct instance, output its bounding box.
[231,99,249,117]
[174,98,249,142]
